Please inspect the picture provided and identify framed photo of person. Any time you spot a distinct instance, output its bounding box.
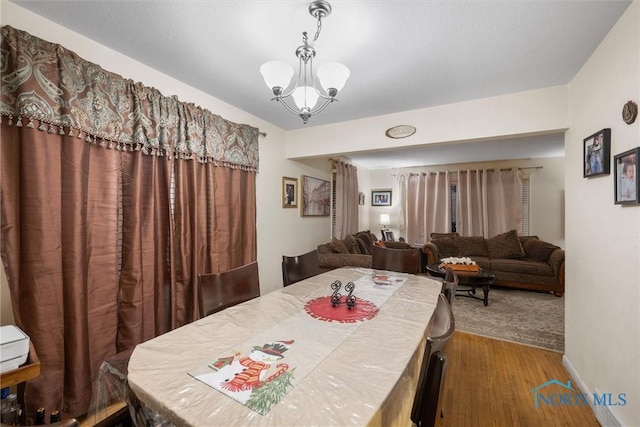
[583,128,611,178]
[282,176,298,208]
[371,190,392,206]
[614,147,639,205]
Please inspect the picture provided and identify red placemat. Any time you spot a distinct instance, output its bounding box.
[304,296,379,323]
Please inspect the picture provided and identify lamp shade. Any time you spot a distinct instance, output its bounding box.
[379,214,390,227]
[260,61,294,90]
[317,62,350,92]
[292,86,319,110]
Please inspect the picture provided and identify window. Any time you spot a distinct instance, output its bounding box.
[521,177,530,236]
[448,177,529,235]
[450,183,457,232]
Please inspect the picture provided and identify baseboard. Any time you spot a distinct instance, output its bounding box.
[562,355,622,427]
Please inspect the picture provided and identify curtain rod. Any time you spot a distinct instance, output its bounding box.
[259,131,267,137]
[391,166,543,176]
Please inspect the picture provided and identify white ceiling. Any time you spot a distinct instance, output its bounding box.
[9,0,631,168]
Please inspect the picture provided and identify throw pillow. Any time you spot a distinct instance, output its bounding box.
[329,237,349,254]
[523,239,560,263]
[355,237,370,254]
[354,231,374,253]
[343,234,359,254]
[374,240,386,248]
[430,232,459,240]
[454,236,489,257]
[486,230,525,259]
[431,238,459,258]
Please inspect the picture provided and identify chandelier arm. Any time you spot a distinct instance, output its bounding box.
[308,97,336,115]
[274,97,308,116]
[312,86,337,100]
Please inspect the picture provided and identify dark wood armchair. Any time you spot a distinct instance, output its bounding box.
[411,293,455,427]
[282,249,320,287]
[197,261,260,317]
[371,245,421,274]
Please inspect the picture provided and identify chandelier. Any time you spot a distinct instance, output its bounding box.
[260,0,349,124]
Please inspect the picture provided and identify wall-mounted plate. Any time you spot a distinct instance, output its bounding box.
[385,125,416,139]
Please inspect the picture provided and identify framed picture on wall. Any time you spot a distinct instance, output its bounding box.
[282,176,298,208]
[614,147,639,205]
[583,128,611,177]
[301,175,330,216]
[371,190,392,206]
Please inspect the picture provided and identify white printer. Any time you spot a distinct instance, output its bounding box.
[0,325,30,374]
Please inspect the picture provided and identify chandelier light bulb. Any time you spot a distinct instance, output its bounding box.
[260,61,294,94]
[292,86,320,110]
[317,62,350,94]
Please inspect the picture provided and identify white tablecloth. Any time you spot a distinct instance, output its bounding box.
[127,267,442,426]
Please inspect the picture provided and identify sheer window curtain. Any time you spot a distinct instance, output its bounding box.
[333,160,359,238]
[456,168,522,237]
[401,172,451,244]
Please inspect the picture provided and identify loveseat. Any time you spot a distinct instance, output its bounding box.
[317,230,411,272]
[422,230,565,296]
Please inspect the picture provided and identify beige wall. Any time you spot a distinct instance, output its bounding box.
[366,157,565,246]
[285,85,569,160]
[564,1,639,426]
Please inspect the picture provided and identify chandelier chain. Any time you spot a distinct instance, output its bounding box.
[312,14,323,45]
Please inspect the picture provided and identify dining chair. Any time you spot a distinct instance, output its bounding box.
[370,245,421,274]
[197,261,260,317]
[412,351,448,427]
[411,293,455,426]
[440,267,459,306]
[281,249,320,287]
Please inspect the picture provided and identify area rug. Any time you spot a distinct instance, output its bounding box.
[452,286,564,352]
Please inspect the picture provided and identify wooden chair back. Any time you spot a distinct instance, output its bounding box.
[440,267,459,306]
[412,351,448,427]
[282,249,320,287]
[197,261,260,317]
[411,294,455,425]
[371,245,421,274]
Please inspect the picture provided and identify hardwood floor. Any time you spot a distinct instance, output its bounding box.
[435,332,600,427]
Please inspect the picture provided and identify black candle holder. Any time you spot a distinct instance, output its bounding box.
[344,282,357,310]
[329,280,357,309]
[330,280,342,307]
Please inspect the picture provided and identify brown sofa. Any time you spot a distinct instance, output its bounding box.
[317,231,410,272]
[422,230,565,296]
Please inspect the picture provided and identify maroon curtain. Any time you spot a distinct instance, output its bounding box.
[1,124,120,418]
[172,161,257,326]
[117,152,173,348]
[0,25,259,421]
[0,123,258,421]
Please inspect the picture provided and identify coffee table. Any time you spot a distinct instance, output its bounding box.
[425,264,495,306]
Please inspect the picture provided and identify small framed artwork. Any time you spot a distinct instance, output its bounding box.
[382,230,395,241]
[358,192,365,206]
[614,147,639,205]
[583,128,611,177]
[301,175,330,216]
[372,190,392,206]
[282,176,298,208]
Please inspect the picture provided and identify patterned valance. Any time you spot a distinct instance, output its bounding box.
[0,26,259,171]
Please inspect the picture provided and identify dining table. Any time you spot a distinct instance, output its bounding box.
[127,266,442,426]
